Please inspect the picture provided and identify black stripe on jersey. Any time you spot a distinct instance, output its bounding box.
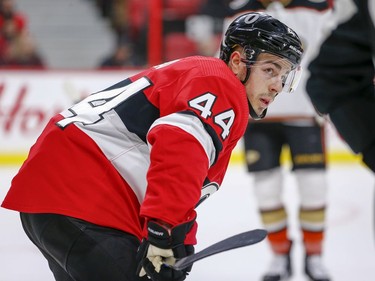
[115,92,160,143]
[196,180,220,207]
[179,110,223,166]
[106,77,159,143]
[100,77,133,92]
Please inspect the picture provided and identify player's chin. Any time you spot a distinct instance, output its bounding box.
[254,105,267,116]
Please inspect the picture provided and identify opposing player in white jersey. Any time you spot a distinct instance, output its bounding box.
[222,1,332,281]
[2,13,303,281]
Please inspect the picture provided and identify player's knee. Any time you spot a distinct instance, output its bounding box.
[295,169,327,208]
[253,167,283,209]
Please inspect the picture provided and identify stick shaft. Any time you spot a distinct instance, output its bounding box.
[171,229,267,270]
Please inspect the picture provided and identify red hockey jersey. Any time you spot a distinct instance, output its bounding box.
[2,56,249,242]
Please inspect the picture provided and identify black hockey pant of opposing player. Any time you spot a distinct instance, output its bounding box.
[20,212,149,281]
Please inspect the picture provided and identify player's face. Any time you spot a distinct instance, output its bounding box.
[243,53,292,116]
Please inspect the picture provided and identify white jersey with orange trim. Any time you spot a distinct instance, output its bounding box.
[224,0,332,121]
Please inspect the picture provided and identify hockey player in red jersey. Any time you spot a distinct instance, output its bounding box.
[1,12,303,281]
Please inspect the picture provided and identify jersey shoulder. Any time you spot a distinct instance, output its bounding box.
[178,56,236,81]
[181,56,247,94]
[180,57,250,141]
[150,56,245,99]
[179,56,246,103]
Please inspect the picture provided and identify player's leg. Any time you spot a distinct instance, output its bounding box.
[287,123,331,281]
[20,212,148,281]
[20,213,74,281]
[243,122,292,281]
[39,248,74,281]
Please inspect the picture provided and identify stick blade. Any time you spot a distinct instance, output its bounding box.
[172,229,267,270]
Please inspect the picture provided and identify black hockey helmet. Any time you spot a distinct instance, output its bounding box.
[220,12,303,69]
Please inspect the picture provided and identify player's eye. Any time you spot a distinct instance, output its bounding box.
[264,67,275,77]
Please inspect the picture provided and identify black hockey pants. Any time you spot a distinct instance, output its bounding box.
[20,213,149,281]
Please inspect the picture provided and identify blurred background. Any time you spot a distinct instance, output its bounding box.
[0,0,225,69]
[0,1,374,280]
[0,0,363,167]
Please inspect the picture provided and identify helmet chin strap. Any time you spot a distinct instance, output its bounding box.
[248,99,267,120]
[241,67,267,120]
[240,67,251,85]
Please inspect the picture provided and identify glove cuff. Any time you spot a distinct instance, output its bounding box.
[146,218,195,250]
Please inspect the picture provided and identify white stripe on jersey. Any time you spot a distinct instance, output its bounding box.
[75,110,150,204]
[149,113,216,167]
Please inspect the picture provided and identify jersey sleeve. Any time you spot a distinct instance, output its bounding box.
[140,119,208,229]
[139,70,248,237]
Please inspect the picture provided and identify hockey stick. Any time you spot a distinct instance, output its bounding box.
[167,229,267,271]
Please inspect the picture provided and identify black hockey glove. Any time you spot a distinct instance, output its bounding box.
[136,219,195,281]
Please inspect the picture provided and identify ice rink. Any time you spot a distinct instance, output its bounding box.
[1,162,374,281]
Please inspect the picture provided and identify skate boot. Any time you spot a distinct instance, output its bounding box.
[262,253,292,281]
[304,254,331,281]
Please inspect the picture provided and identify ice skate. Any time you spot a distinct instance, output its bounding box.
[262,253,292,281]
[305,254,331,281]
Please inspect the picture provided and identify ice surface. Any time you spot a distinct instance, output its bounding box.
[1,163,374,281]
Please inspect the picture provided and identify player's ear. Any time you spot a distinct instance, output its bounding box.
[229,50,243,77]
